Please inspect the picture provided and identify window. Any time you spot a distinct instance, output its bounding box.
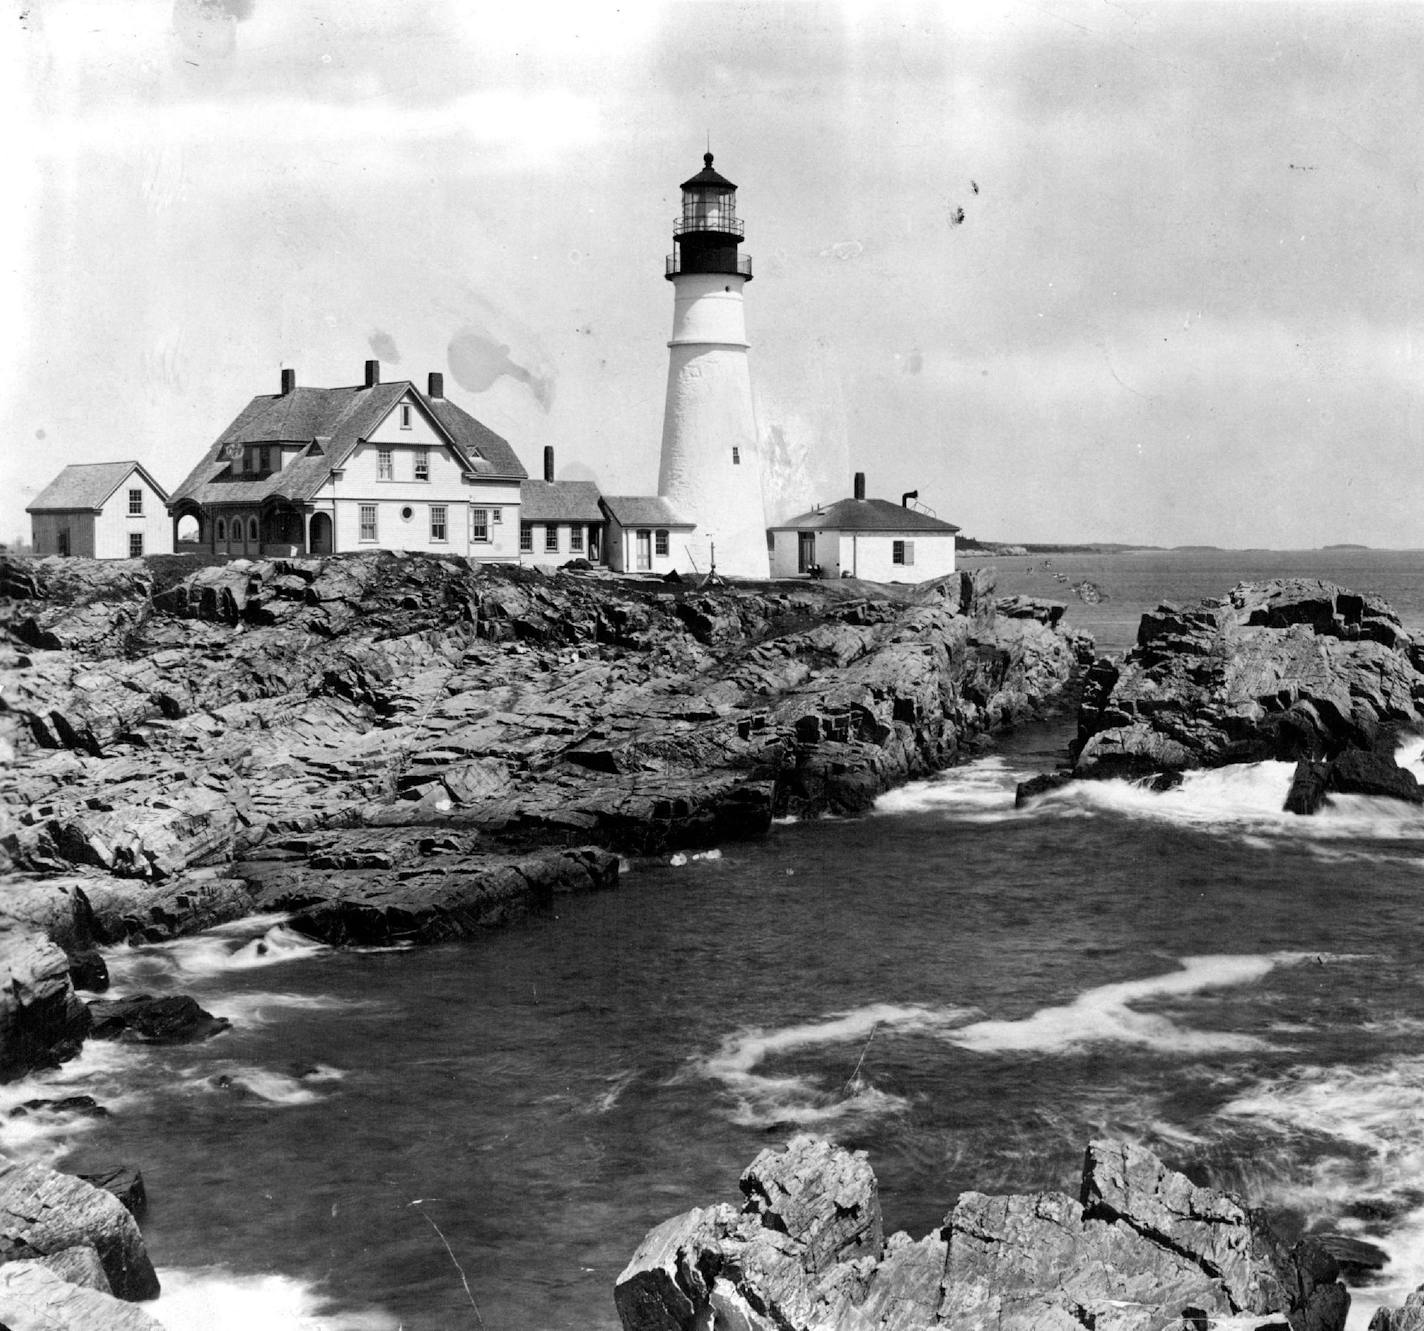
[430,505,447,542]
[414,448,430,481]
[569,525,583,552]
[259,445,270,473]
[892,540,915,566]
[378,447,393,480]
[128,488,143,515]
[249,518,258,541]
[545,524,559,552]
[655,529,669,557]
[520,522,533,552]
[470,508,489,543]
[360,504,378,541]
[732,447,741,465]
[129,532,144,557]
[491,508,502,524]
[400,403,413,428]
[216,519,226,540]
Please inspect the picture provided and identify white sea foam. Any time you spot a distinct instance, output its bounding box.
[106,921,329,987]
[212,991,369,1028]
[695,954,1323,1127]
[946,953,1310,1056]
[695,1002,976,1128]
[872,756,1029,820]
[188,1062,344,1106]
[149,1267,397,1331]
[1217,1052,1424,1327]
[0,1042,144,1163]
[1031,760,1424,844]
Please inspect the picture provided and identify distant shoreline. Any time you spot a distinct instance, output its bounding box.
[962,542,1378,556]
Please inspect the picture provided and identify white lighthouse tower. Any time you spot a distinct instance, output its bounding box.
[657,153,770,579]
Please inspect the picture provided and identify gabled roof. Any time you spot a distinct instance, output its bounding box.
[772,497,961,534]
[169,379,527,509]
[27,461,168,513]
[519,480,605,524]
[599,495,693,528]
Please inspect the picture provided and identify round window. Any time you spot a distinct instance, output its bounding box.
[401,506,414,521]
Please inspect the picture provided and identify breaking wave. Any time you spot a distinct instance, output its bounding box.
[149,1267,397,1331]
[105,919,329,988]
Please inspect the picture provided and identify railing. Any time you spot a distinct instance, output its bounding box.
[665,254,753,278]
[673,214,744,237]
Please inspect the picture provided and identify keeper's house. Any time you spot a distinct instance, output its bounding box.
[168,362,527,559]
[768,472,959,582]
[28,461,173,558]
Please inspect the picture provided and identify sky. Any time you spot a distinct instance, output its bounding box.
[3,0,1422,549]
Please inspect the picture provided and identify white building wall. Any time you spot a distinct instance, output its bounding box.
[657,272,769,579]
[767,529,956,581]
[93,472,173,557]
[605,519,687,575]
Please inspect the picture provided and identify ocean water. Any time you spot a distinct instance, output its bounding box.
[8,550,1424,1330]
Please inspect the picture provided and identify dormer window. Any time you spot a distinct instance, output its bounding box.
[259,445,270,473]
[400,404,413,429]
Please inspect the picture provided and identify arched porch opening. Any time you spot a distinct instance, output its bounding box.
[309,512,333,555]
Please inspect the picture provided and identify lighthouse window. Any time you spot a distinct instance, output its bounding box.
[732,447,741,465]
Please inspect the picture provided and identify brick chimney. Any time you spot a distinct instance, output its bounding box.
[364,359,380,388]
[853,471,866,501]
[280,368,296,395]
[543,446,555,482]
[427,372,444,399]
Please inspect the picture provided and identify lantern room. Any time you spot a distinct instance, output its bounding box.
[666,153,753,281]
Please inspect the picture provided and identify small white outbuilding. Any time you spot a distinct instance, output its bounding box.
[769,474,959,582]
[27,461,173,559]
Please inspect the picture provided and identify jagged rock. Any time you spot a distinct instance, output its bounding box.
[614,1137,1348,1331]
[74,1167,147,1220]
[1014,771,1073,806]
[0,1259,164,1329]
[260,846,621,946]
[1373,1285,1424,1330]
[87,995,230,1045]
[0,932,91,1082]
[1326,747,1423,802]
[0,1158,159,1300]
[1074,580,1424,796]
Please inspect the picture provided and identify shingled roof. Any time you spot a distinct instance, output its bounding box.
[28,462,168,513]
[772,497,960,534]
[599,495,693,528]
[170,379,526,508]
[519,480,605,524]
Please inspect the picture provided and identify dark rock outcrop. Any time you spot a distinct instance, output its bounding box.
[614,1136,1348,1331]
[0,1158,159,1301]
[86,994,230,1045]
[3,553,1083,951]
[1373,1285,1424,1330]
[0,933,91,1082]
[1071,580,1424,811]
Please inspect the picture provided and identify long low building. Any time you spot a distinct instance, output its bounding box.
[27,461,173,559]
[768,473,959,582]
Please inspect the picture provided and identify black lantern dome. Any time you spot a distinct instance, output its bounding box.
[666,152,752,281]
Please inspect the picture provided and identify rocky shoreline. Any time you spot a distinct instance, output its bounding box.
[0,550,1086,1325]
[616,1135,1353,1331]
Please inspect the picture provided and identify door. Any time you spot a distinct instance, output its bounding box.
[636,529,651,571]
[310,512,333,555]
[798,532,816,574]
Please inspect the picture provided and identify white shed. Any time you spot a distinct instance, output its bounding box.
[769,480,959,583]
[27,461,173,559]
[599,496,696,575]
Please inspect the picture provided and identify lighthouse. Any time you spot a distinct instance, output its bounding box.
[657,153,770,579]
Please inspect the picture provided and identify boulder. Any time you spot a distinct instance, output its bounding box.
[0,1260,164,1329]
[87,995,230,1045]
[0,1158,159,1300]
[614,1137,1348,1331]
[0,932,91,1082]
[1373,1286,1424,1330]
[1074,580,1424,803]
